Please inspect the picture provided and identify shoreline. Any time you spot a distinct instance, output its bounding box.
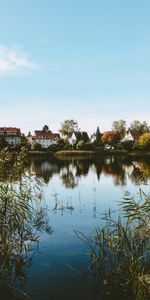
[26,150,150,159]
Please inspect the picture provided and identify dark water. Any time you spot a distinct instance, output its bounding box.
[2,156,150,299]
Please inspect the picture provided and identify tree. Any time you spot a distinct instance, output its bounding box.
[21,134,28,145]
[96,126,101,142]
[59,119,79,138]
[102,131,121,148]
[0,138,8,149]
[129,121,150,134]
[138,133,150,150]
[43,125,49,131]
[81,131,89,143]
[112,120,126,138]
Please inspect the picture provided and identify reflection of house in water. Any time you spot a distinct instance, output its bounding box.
[30,161,60,183]
[60,163,79,189]
[29,157,150,187]
[40,162,59,173]
[123,165,135,176]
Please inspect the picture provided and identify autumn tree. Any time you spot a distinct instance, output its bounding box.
[138,133,150,150]
[112,120,126,138]
[59,119,79,138]
[102,131,121,148]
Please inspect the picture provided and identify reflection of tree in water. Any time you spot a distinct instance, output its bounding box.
[75,160,91,177]
[29,156,150,188]
[102,158,127,186]
[0,149,52,299]
[128,160,150,185]
[30,160,56,184]
[92,160,103,181]
[60,171,78,189]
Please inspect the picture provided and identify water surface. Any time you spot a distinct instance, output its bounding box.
[3,156,150,299]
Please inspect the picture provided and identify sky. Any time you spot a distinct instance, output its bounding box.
[0,0,150,134]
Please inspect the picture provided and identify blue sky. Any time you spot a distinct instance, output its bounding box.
[0,0,150,134]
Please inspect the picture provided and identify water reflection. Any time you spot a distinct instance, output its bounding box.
[30,156,150,187]
[52,193,74,216]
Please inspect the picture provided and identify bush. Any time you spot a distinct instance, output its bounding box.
[47,144,61,152]
[119,140,134,151]
[32,142,42,151]
[76,140,95,151]
[0,138,8,149]
[83,142,95,150]
[56,138,65,146]
[63,142,72,150]
[76,140,85,150]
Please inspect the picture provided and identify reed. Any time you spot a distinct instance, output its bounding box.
[0,148,52,299]
[76,189,150,299]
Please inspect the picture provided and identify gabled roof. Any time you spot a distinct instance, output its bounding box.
[35,130,59,140]
[82,131,89,138]
[73,131,82,139]
[130,130,142,140]
[0,127,21,136]
[122,132,134,142]
[70,131,89,140]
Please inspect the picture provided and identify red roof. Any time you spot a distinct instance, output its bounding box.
[35,130,59,140]
[130,131,142,140]
[0,127,21,136]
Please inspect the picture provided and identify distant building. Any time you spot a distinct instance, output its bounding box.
[29,129,60,149]
[68,131,89,146]
[68,132,82,145]
[0,127,21,145]
[122,131,142,142]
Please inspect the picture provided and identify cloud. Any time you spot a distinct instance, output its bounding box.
[0,44,36,73]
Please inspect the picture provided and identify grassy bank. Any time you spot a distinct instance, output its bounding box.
[54,149,128,157]
[26,149,150,159]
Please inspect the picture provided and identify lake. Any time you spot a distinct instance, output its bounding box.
[1,155,150,299]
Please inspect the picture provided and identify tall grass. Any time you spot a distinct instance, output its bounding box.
[0,148,52,299]
[76,189,150,299]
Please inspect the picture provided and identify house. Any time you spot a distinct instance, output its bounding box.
[0,127,21,145]
[68,131,89,146]
[68,132,82,146]
[31,129,60,149]
[122,132,134,142]
[122,131,142,142]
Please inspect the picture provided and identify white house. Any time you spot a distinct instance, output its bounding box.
[33,130,60,149]
[122,131,141,142]
[68,132,79,146]
[68,131,89,146]
[0,127,21,145]
[122,132,134,142]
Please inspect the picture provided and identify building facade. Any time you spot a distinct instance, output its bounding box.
[0,127,21,145]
